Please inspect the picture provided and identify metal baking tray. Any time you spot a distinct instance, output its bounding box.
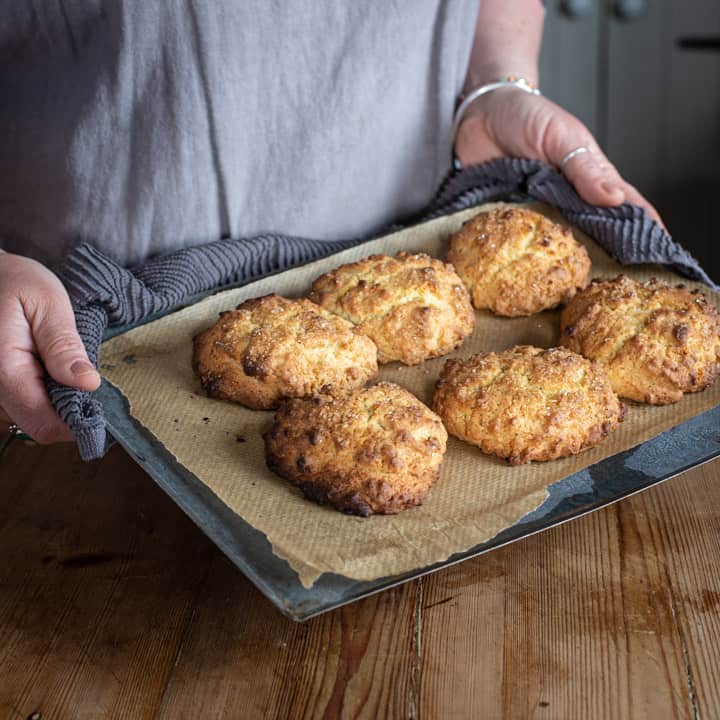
[97,336,720,620]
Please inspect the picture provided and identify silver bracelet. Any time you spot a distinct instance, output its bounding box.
[452,75,541,145]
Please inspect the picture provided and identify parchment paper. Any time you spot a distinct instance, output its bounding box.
[99,203,720,587]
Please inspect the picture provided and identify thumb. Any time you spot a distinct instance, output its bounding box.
[32,293,101,392]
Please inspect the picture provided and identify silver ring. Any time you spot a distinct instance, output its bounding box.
[559,146,590,172]
[7,424,31,441]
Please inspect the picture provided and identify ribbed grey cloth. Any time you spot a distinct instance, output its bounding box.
[49,159,717,460]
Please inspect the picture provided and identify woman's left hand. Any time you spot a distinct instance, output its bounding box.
[454,88,662,224]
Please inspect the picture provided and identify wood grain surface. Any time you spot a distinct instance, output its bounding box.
[1,437,719,719]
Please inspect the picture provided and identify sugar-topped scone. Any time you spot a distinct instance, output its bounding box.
[308,252,475,365]
[264,382,448,516]
[447,206,591,317]
[560,275,720,404]
[433,346,625,464]
[192,294,378,410]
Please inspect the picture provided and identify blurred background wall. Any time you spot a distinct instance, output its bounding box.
[540,0,720,281]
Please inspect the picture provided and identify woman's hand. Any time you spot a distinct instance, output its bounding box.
[0,252,101,443]
[454,88,662,223]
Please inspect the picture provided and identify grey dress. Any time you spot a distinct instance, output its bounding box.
[0,1,478,267]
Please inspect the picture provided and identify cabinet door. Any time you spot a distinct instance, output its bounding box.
[540,1,603,138]
[606,0,720,279]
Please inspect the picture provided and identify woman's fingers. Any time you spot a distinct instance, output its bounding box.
[539,110,624,206]
[563,153,665,226]
[29,292,100,394]
[563,150,665,225]
[542,116,624,207]
[558,143,664,227]
[559,147,626,206]
[542,112,666,225]
[0,352,75,443]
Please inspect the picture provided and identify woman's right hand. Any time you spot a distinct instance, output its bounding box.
[0,252,101,443]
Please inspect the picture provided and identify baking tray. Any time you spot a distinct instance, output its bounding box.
[96,291,720,622]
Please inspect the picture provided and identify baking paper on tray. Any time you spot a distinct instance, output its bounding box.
[99,203,720,587]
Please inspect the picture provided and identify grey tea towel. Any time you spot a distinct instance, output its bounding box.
[48,159,717,460]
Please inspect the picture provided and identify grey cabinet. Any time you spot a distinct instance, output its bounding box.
[540,1,720,280]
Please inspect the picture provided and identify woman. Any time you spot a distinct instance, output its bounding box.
[0,0,657,444]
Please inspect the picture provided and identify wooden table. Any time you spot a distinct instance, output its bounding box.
[1,436,719,720]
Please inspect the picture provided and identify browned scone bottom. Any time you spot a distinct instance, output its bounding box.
[447,206,591,317]
[192,294,378,410]
[433,346,625,465]
[560,276,720,405]
[264,382,448,516]
[308,252,475,365]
